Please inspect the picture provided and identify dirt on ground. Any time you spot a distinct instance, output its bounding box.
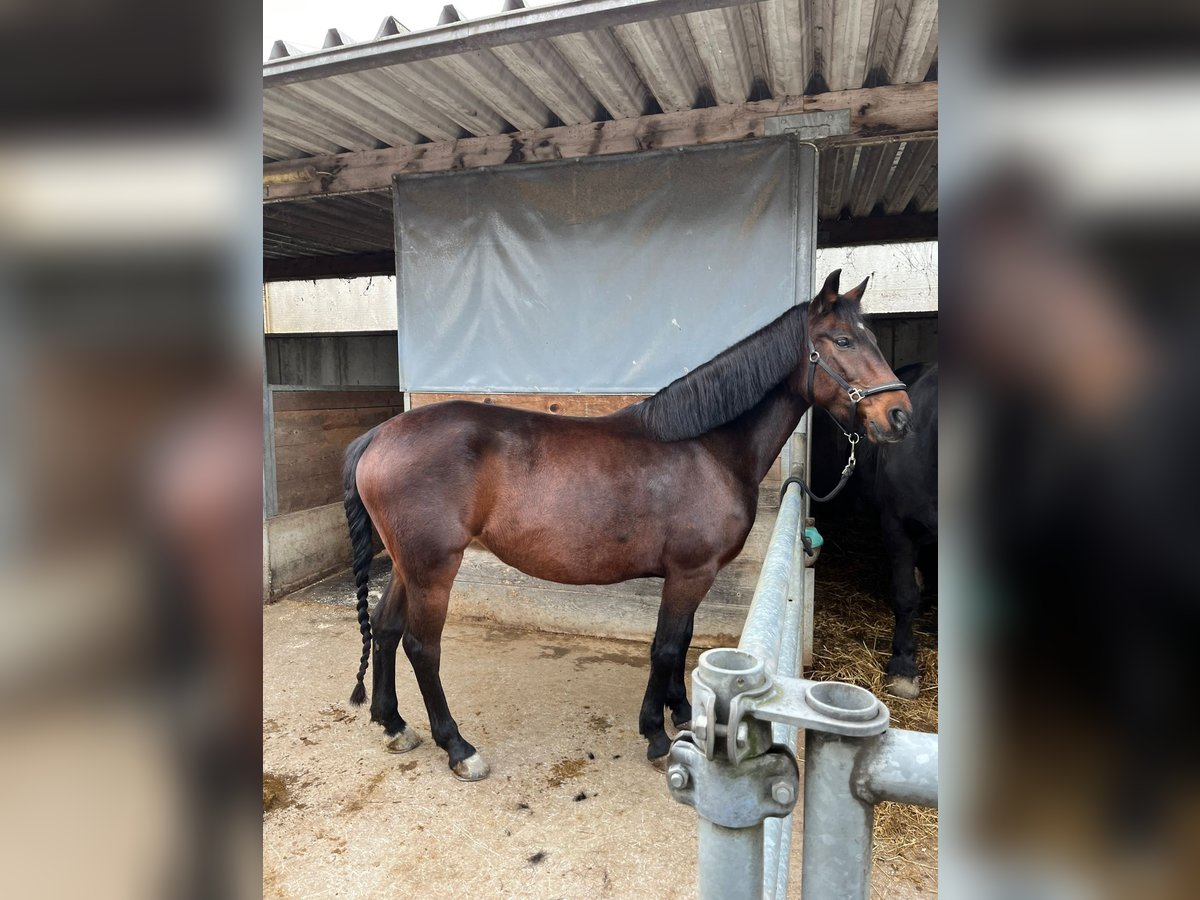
[263,590,936,898]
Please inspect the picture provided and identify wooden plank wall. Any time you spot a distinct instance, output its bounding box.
[410,391,783,636]
[870,315,938,371]
[271,389,404,515]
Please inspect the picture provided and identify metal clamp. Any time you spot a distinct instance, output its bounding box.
[687,648,890,766]
[667,734,800,828]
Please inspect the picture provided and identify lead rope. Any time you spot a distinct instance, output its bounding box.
[779,431,859,507]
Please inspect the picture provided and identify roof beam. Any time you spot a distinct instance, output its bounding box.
[264,81,937,203]
[263,213,937,282]
[263,0,761,87]
[264,252,396,282]
[818,212,937,246]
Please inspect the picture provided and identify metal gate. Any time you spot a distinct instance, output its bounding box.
[666,450,939,900]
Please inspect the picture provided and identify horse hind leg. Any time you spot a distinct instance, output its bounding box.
[369,574,421,753]
[401,550,488,781]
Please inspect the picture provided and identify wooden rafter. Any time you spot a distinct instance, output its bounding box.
[263,81,937,203]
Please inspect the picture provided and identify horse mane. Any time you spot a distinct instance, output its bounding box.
[629,303,811,441]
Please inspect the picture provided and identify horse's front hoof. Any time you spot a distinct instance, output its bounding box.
[451,752,490,782]
[386,729,422,753]
[886,675,920,700]
[648,754,670,773]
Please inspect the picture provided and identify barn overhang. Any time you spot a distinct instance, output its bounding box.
[263,0,938,281]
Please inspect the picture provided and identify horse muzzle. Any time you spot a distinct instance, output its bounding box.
[867,404,913,444]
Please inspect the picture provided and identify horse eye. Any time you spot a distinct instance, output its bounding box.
[834,337,852,349]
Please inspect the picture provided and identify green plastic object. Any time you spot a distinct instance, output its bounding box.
[804,526,824,549]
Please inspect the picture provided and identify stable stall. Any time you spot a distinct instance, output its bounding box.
[261,1,939,895]
[260,0,938,608]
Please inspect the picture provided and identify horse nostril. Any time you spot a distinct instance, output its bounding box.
[889,407,910,432]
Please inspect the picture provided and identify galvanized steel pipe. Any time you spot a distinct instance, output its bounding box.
[763,511,807,900]
[738,482,804,668]
[800,732,874,900]
[697,820,764,900]
[855,729,939,808]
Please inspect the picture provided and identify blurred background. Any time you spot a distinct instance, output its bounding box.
[940,1,1200,897]
[0,1,261,897]
[0,0,1197,897]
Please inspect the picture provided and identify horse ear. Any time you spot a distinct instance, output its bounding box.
[816,270,842,310]
[843,276,869,304]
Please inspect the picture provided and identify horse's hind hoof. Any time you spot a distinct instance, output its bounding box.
[648,754,670,773]
[451,752,490,782]
[886,675,920,700]
[386,729,422,754]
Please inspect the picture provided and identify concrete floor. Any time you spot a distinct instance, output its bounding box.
[264,599,934,898]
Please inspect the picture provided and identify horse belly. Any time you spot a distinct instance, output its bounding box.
[477,524,662,586]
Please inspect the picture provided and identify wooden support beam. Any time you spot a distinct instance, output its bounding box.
[817,212,937,247]
[263,81,937,203]
[264,251,395,282]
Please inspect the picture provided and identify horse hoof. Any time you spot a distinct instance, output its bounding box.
[648,754,670,773]
[886,675,920,700]
[451,752,490,782]
[386,729,422,753]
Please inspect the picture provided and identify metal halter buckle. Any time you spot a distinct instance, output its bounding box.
[847,387,865,403]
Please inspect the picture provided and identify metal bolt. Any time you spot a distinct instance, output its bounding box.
[735,721,749,748]
[771,780,795,805]
[667,765,690,790]
[692,713,708,741]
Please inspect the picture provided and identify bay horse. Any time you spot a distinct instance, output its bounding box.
[343,270,912,780]
[855,362,938,699]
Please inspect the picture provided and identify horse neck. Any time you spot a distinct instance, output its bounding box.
[707,381,810,486]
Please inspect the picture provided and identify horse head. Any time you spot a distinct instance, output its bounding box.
[797,270,913,444]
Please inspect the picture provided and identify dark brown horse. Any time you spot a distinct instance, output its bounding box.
[343,270,912,780]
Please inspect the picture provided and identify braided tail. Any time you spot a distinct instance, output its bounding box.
[343,427,380,706]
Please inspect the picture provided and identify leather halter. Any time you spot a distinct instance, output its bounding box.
[780,306,909,508]
[801,309,908,440]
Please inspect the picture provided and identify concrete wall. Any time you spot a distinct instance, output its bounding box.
[819,243,938,315]
[263,502,352,601]
[264,277,397,333]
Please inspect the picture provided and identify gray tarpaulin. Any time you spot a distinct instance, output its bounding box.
[394,138,816,393]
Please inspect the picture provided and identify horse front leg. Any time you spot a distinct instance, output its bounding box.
[666,613,695,728]
[881,513,922,699]
[640,568,714,762]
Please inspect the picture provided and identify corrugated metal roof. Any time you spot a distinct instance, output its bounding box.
[262,0,937,274]
[264,0,937,160]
